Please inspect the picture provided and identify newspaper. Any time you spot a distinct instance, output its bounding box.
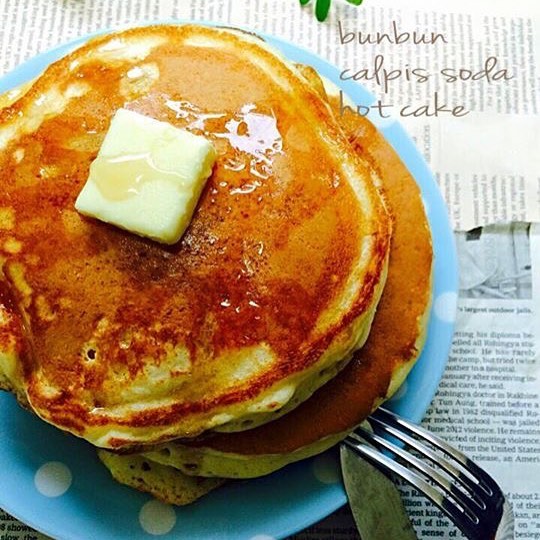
[0,1,539,539]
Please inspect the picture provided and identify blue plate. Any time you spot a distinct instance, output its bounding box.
[0,25,458,540]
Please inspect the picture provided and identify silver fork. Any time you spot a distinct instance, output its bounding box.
[344,408,514,540]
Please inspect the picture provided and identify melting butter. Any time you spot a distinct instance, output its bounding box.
[91,152,186,202]
[75,108,216,245]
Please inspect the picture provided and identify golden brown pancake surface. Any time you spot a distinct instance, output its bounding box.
[171,90,433,458]
[0,26,390,447]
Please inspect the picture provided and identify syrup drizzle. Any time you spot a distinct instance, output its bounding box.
[164,100,283,185]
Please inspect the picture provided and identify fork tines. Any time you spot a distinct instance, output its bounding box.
[344,407,506,540]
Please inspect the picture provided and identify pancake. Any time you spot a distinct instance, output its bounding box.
[97,451,225,506]
[136,78,433,480]
[0,25,391,449]
[97,79,432,503]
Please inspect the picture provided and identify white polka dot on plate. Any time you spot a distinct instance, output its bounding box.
[250,535,276,540]
[139,500,177,536]
[434,291,458,323]
[312,453,341,484]
[34,461,72,497]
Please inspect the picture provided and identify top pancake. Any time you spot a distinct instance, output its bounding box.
[141,78,433,479]
[0,25,390,448]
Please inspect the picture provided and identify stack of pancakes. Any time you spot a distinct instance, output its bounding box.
[0,25,432,505]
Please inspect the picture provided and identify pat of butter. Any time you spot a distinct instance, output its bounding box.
[75,108,216,245]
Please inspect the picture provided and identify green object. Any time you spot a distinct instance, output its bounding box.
[299,0,363,21]
[315,0,331,21]
[340,445,418,540]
